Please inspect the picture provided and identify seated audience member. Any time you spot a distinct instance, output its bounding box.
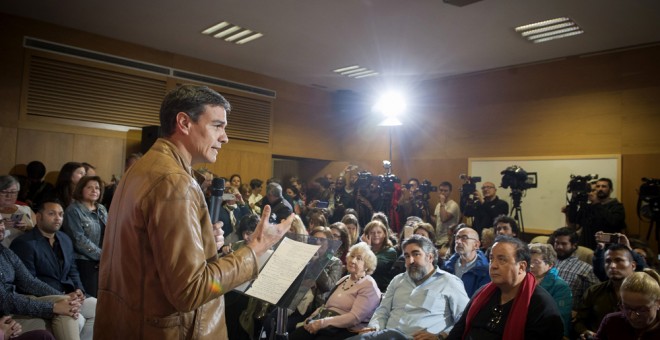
[629,238,659,270]
[430,181,461,246]
[218,186,251,244]
[290,214,309,236]
[595,269,660,339]
[390,216,423,277]
[62,176,107,298]
[442,227,490,297]
[286,186,306,216]
[329,222,351,266]
[1,176,37,247]
[341,214,360,245]
[575,243,637,339]
[552,227,600,310]
[591,231,647,282]
[291,243,381,340]
[80,163,96,177]
[0,217,94,340]
[21,161,54,212]
[11,200,86,294]
[528,243,573,338]
[52,162,86,209]
[480,227,495,252]
[229,173,242,190]
[10,200,96,338]
[493,215,519,238]
[412,223,436,245]
[0,315,55,340]
[248,178,264,215]
[349,235,469,339]
[361,221,397,292]
[266,182,294,224]
[447,236,564,340]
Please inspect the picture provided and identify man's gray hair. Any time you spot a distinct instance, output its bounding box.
[267,182,283,198]
[402,234,439,266]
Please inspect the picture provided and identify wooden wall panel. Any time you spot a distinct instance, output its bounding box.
[72,134,125,183]
[0,127,18,175]
[15,129,74,178]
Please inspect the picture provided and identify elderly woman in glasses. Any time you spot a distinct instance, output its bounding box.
[528,243,573,338]
[0,176,36,247]
[595,269,660,339]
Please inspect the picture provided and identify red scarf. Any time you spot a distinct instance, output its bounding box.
[462,272,536,340]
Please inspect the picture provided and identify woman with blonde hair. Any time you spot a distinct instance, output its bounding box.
[596,269,660,339]
[360,220,397,292]
[290,242,381,339]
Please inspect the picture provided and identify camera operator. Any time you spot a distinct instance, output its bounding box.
[355,175,384,229]
[577,178,627,249]
[329,175,355,223]
[470,181,509,235]
[398,178,426,223]
[429,181,461,245]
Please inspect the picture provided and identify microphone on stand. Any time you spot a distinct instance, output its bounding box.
[209,178,225,224]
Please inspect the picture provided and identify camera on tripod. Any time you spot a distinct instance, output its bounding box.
[639,177,660,222]
[500,165,537,192]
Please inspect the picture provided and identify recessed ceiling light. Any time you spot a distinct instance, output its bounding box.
[201,21,264,45]
[515,17,583,43]
[333,65,379,80]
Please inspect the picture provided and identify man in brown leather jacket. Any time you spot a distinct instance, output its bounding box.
[94,85,293,339]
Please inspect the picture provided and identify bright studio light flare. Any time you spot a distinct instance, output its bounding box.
[373,92,405,126]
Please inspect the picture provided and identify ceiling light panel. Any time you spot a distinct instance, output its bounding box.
[201,21,264,45]
[515,17,583,43]
[333,65,379,80]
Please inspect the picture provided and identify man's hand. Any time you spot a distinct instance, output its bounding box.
[68,289,85,302]
[213,222,225,251]
[247,205,293,257]
[53,297,81,318]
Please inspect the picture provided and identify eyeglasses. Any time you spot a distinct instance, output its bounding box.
[619,302,655,318]
[487,305,503,331]
[0,191,19,197]
[481,186,495,190]
[454,234,478,242]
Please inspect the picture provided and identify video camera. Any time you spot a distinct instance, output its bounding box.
[500,165,538,191]
[565,173,598,224]
[459,174,481,214]
[638,177,660,222]
[567,174,599,203]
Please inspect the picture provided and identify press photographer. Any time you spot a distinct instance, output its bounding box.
[462,176,508,235]
[565,176,626,249]
[398,178,436,224]
[354,164,400,228]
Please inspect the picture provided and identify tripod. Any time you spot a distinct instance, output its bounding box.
[510,189,525,236]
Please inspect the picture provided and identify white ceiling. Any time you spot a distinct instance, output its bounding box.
[2,0,660,97]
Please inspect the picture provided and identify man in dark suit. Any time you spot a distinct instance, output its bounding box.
[10,199,85,295]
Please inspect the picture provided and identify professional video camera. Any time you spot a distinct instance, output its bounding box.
[567,174,599,203]
[565,173,598,224]
[500,165,538,191]
[638,177,660,222]
[459,174,481,215]
[354,161,400,199]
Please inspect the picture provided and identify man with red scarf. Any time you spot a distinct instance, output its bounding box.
[447,236,564,339]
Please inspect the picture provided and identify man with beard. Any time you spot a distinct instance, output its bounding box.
[574,243,637,339]
[447,236,564,340]
[349,235,469,339]
[552,227,600,311]
[578,178,626,249]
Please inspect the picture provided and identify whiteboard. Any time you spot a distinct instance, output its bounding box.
[469,155,620,234]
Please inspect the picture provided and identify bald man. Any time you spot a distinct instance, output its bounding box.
[471,182,508,234]
[442,227,490,297]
